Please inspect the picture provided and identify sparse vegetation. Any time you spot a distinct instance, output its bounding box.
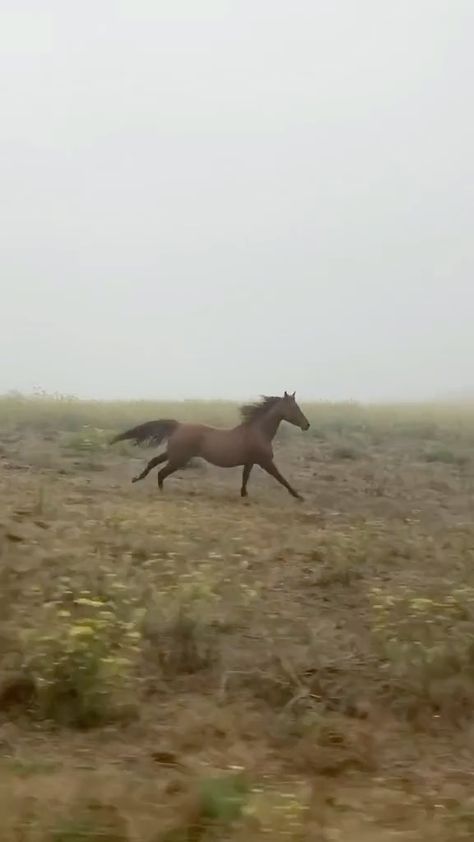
[1,393,474,839]
[422,445,469,465]
[330,443,361,460]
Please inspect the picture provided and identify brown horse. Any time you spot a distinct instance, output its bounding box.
[111,392,310,500]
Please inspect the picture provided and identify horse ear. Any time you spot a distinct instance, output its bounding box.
[292,391,296,398]
[284,390,288,397]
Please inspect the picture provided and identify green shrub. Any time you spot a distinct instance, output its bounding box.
[370,586,474,715]
[423,447,468,466]
[21,589,142,727]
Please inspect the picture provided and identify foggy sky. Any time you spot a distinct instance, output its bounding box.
[1,1,473,402]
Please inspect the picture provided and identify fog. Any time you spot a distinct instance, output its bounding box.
[1,1,473,402]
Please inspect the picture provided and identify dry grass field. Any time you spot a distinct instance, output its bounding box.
[1,394,474,840]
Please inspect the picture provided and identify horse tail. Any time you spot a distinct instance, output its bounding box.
[110,419,179,447]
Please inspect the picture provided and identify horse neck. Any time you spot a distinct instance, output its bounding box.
[255,406,284,441]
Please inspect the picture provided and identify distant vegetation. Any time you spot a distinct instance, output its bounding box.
[2,390,474,443]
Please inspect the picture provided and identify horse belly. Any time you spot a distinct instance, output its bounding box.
[206,453,244,468]
[198,431,245,468]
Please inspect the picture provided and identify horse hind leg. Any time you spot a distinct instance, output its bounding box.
[241,463,253,497]
[132,452,168,483]
[157,461,185,491]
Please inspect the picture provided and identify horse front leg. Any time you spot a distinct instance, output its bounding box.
[259,458,303,501]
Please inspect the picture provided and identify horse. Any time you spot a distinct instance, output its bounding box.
[111,391,310,500]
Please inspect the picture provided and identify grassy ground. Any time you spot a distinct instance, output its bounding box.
[1,394,474,840]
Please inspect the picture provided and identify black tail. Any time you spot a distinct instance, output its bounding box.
[110,419,178,447]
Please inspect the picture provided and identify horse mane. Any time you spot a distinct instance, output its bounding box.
[239,395,281,425]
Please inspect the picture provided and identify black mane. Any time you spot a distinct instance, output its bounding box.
[239,395,281,424]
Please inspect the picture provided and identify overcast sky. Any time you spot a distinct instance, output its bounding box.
[1,1,473,401]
